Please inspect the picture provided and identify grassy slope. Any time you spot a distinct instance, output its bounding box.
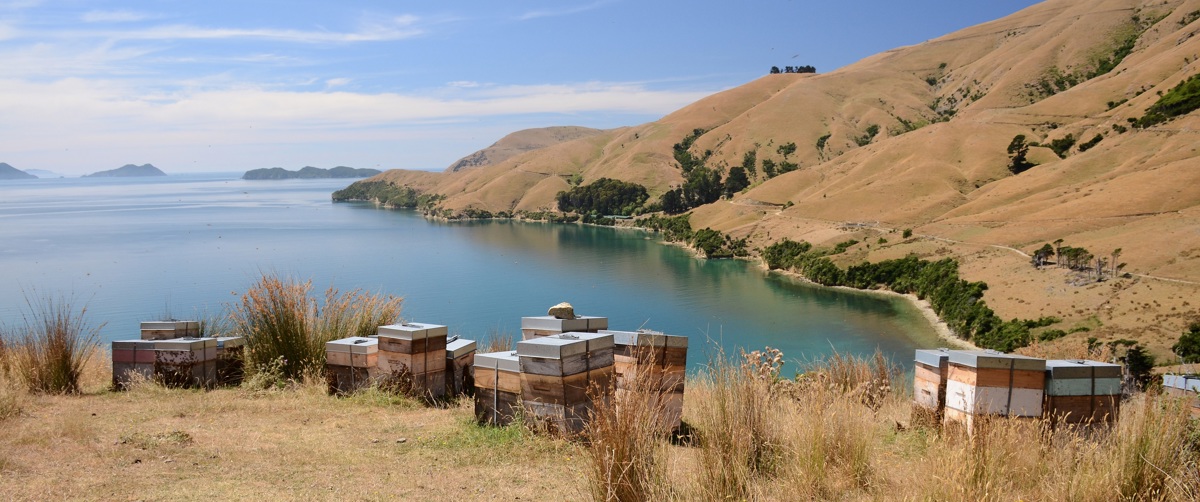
[351,0,1200,358]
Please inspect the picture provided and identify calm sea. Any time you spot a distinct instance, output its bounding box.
[0,173,939,373]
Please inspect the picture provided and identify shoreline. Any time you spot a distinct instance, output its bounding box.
[765,265,981,351]
[343,198,974,351]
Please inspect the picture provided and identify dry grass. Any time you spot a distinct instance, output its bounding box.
[4,295,102,395]
[2,342,1199,500]
[229,274,402,380]
[583,356,673,501]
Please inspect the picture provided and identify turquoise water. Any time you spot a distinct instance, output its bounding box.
[0,173,939,373]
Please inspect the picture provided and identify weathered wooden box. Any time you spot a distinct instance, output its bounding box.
[913,349,950,424]
[446,337,477,396]
[603,329,688,430]
[112,340,157,389]
[944,350,1045,433]
[376,322,448,399]
[474,351,521,426]
[1163,374,1200,417]
[214,336,246,386]
[325,337,378,368]
[517,332,615,435]
[140,320,201,340]
[1043,359,1122,426]
[520,315,609,340]
[325,337,379,394]
[154,338,218,388]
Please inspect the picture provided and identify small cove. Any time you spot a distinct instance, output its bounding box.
[0,174,943,374]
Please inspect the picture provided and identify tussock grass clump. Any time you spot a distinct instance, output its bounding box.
[229,274,402,380]
[688,349,787,500]
[479,329,515,353]
[6,295,102,395]
[584,358,672,501]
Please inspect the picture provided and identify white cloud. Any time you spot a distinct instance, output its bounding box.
[517,0,615,21]
[325,77,351,88]
[446,80,484,88]
[81,10,156,23]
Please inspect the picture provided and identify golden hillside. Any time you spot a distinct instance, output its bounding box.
[444,126,605,172]
[359,0,1200,356]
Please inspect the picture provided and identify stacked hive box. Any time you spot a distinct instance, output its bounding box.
[520,315,608,340]
[944,350,1045,433]
[140,320,200,340]
[111,340,157,389]
[215,337,246,386]
[1163,375,1200,417]
[603,329,688,430]
[1043,360,1122,426]
[517,332,615,435]
[445,337,477,396]
[154,337,217,388]
[325,337,379,394]
[377,323,447,399]
[912,349,950,424]
[474,351,521,426]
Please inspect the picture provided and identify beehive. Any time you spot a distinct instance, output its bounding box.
[111,340,156,389]
[325,337,379,395]
[517,332,615,435]
[154,337,217,388]
[445,337,477,396]
[1163,374,1200,417]
[214,336,246,386]
[520,315,608,340]
[377,322,448,399]
[944,350,1045,432]
[1043,359,1122,426]
[140,320,200,340]
[912,349,950,424]
[603,329,687,430]
[474,351,521,426]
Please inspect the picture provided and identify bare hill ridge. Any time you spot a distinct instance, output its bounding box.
[444,126,606,172]
[353,0,1200,356]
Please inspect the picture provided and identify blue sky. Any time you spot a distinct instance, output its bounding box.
[0,0,1041,175]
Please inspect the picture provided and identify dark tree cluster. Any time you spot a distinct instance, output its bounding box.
[1006,134,1036,174]
[555,177,649,216]
[770,65,816,74]
[1032,239,1124,281]
[661,166,724,214]
[763,240,1058,352]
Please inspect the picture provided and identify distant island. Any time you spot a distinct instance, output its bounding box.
[24,169,64,178]
[84,164,166,178]
[0,162,37,180]
[242,166,381,180]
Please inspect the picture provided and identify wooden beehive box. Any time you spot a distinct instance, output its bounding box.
[474,351,521,426]
[325,336,379,395]
[517,332,615,435]
[214,336,246,386]
[112,340,156,389]
[1043,359,1122,426]
[153,338,217,388]
[1162,374,1200,417]
[445,337,477,396]
[944,350,1045,432]
[913,349,950,423]
[377,322,448,399]
[603,329,688,431]
[520,315,608,340]
[140,320,201,340]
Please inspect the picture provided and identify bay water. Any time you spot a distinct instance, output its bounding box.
[0,173,942,374]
